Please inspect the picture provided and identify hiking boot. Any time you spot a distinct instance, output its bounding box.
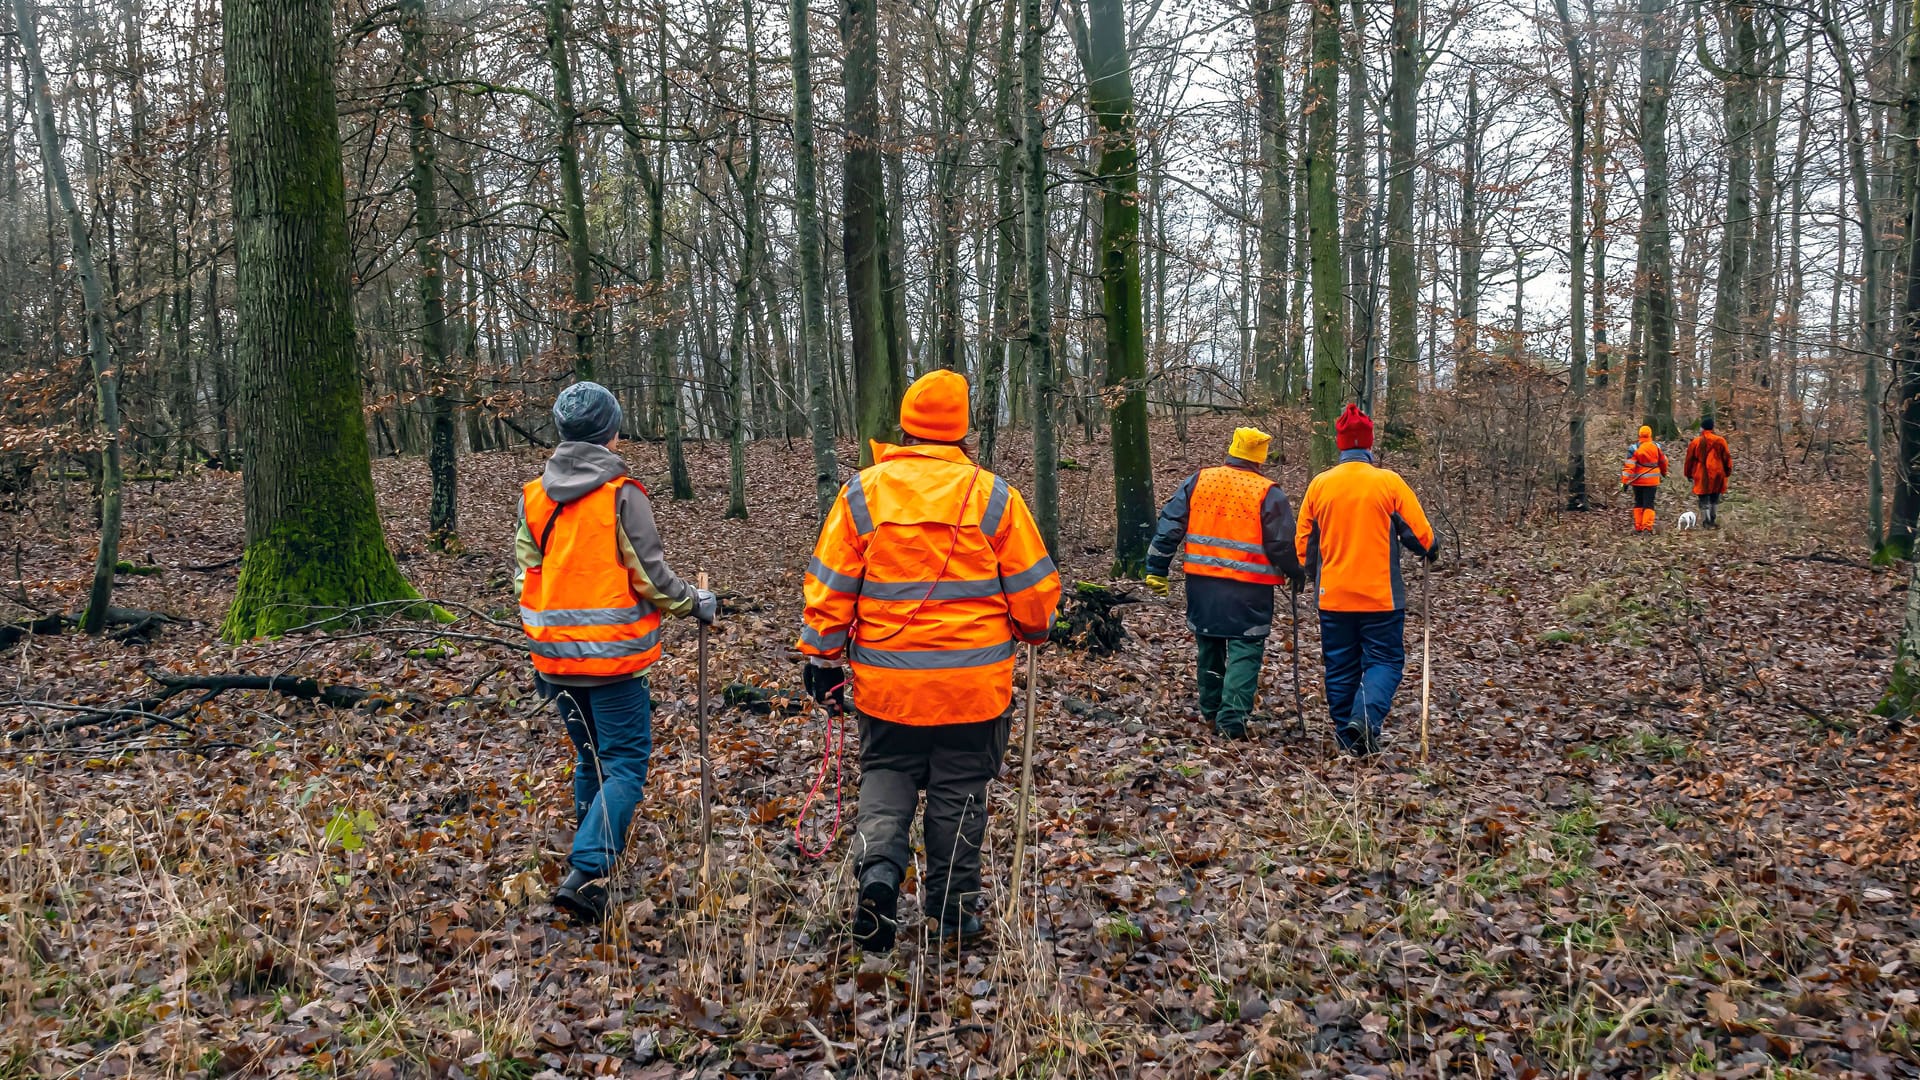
[936,906,989,947]
[850,863,900,952]
[1214,718,1249,740]
[552,868,608,926]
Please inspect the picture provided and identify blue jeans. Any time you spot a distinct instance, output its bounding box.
[539,675,653,877]
[1319,610,1406,752]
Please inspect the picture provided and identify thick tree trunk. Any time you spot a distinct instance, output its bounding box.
[1306,0,1347,469]
[400,0,457,547]
[723,0,762,521]
[1079,0,1155,575]
[1703,5,1759,425]
[979,0,1020,468]
[1456,71,1481,373]
[844,0,904,465]
[544,0,596,381]
[221,0,417,640]
[1891,0,1920,553]
[17,0,123,633]
[1021,0,1058,552]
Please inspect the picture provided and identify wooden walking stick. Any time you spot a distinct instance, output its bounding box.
[1008,643,1040,921]
[1290,586,1307,740]
[1419,559,1432,764]
[696,572,714,877]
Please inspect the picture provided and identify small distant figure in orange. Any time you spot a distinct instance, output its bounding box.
[1620,425,1669,532]
[1684,415,1732,529]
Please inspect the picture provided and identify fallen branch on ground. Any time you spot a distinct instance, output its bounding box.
[3,669,394,744]
[0,607,178,648]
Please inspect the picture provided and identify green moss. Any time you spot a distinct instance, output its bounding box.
[221,515,422,641]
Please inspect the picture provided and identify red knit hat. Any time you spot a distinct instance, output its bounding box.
[1335,403,1374,451]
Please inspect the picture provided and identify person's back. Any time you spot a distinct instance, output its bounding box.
[1620,425,1670,532]
[1298,458,1432,613]
[799,369,1060,951]
[1684,419,1732,528]
[1294,405,1435,755]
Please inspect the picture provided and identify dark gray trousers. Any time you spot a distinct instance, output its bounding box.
[854,711,1012,918]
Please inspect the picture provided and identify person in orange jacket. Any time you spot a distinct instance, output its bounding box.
[1141,426,1306,740]
[1620,424,1670,532]
[1684,415,1732,528]
[516,381,717,924]
[798,369,1061,951]
[1295,405,1436,756]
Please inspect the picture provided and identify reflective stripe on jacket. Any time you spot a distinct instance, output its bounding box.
[1684,431,1730,495]
[1621,439,1669,487]
[1146,460,1304,638]
[519,477,663,678]
[1295,453,1435,613]
[798,441,1062,726]
[1182,466,1285,586]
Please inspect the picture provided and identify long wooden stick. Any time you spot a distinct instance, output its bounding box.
[696,572,713,876]
[1008,644,1040,920]
[1419,560,1432,764]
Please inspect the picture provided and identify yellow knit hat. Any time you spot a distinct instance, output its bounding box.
[1638,425,1653,441]
[1228,426,1272,464]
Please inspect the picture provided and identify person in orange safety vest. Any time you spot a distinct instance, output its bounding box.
[1142,426,1306,740]
[516,381,717,924]
[1683,415,1731,528]
[1620,424,1670,532]
[798,369,1062,951]
[1295,405,1437,756]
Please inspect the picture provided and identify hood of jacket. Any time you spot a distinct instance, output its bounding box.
[541,441,629,504]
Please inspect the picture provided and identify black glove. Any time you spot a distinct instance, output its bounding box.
[1422,537,1441,564]
[1288,572,1306,597]
[803,661,847,712]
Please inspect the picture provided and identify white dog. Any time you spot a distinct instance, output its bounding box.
[1677,511,1698,531]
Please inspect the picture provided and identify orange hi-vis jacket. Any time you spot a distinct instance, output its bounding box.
[1183,466,1286,586]
[799,442,1062,726]
[1684,430,1730,495]
[519,477,663,678]
[1621,438,1669,487]
[1295,455,1436,612]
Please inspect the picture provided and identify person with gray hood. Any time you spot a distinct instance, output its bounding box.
[515,381,717,924]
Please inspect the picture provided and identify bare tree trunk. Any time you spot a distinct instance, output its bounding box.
[1384,0,1419,440]
[544,0,596,381]
[1554,0,1590,510]
[17,0,123,632]
[1022,0,1058,551]
[1639,0,1680,437]
[400,0,457,546]
[845,0,904,464]
[1827,0,1886,549]
[1307,0,1348,468]
[790,0,840,519]
[1253,0,1290,403]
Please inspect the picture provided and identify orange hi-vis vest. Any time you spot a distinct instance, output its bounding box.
[1182,466,1284,586]
[799,442,1061,726]
[519,477,663,678]
[1621,440,1667,487]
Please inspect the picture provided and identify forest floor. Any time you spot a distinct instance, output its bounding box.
[2,415,1917,1080]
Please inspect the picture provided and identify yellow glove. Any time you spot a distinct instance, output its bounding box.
[1144,574,1170,597]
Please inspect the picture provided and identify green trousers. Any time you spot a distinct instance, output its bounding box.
[1197,635,1265,731]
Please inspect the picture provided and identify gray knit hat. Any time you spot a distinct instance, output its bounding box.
[552,381,623,445]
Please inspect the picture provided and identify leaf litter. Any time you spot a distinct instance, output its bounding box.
[1,416,1915,1078]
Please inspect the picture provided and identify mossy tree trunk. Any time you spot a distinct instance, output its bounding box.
[1079,0,1155,575]
[1383,0,1419,443]
[1638,0,1680,439]
[1553,0,1589,510]
[221,0,418,641]
[1252,0,1290,405]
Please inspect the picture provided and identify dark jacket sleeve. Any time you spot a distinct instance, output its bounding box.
[1145,473,1199,577]
[1260,486,1306,584]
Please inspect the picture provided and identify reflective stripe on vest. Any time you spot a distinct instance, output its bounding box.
[849,640,1017,670]
[1182,466,1283,586]
[1621,445,1663,486]
[520,476,664,678]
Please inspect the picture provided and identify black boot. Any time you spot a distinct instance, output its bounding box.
[850,863,900,952]
[936,902,989,946]
[552,868,607,926]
